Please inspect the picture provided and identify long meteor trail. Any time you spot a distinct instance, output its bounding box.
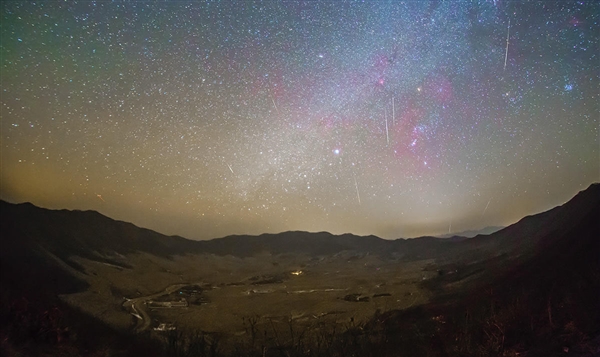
[504,19,510,71]
[354,176,361,205]
[483,198,492,216]
[271,95,280,116]
[385,108,389,146]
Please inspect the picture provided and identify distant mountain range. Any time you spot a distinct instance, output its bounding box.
[1,183,599,296]
[436,226,504,239]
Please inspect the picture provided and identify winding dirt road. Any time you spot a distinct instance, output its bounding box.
[123,283,188,333]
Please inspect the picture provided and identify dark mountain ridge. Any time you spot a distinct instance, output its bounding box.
[436,226,504,238]
[363,187,600,356]
[198,231,388,257]
[1,183,598,296]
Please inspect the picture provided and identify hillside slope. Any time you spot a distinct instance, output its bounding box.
[1,183,598,296]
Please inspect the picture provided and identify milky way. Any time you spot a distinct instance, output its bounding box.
[2,1,598,239]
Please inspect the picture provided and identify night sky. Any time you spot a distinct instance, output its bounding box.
[1,1,598,240]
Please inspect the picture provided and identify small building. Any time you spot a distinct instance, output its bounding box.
[154,323,176,331]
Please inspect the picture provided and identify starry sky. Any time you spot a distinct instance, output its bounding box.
[1,1,598,240]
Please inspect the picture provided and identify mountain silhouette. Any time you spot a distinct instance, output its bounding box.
[1,183,598,296]
[436,226,504,238]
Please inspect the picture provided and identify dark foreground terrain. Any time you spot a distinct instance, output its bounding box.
[1,184,599,356]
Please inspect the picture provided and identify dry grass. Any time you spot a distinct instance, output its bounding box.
[60,251,434,337]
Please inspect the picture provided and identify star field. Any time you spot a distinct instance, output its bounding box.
[2,1,598,240]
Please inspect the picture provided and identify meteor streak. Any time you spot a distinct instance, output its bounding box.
[385,108,389,146]
[354,176,361,205]
[504,19,510,71]
[271,96,280,115]
[483,198,492,216]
